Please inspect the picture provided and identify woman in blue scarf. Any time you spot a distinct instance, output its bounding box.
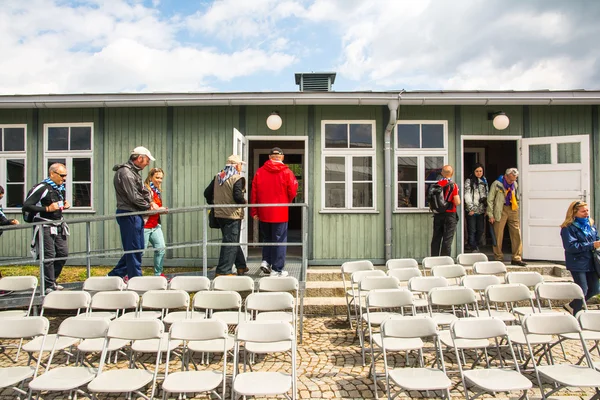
[559,200,600,314]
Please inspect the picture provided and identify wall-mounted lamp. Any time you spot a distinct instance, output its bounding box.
[488,111,510,130]
[266,111,282,130]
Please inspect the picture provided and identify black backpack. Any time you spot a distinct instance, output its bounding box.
[22,185,40,223]
[428,182,455,214]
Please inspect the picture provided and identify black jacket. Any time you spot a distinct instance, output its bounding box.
[113,161,151,212]
[22,181,65,221]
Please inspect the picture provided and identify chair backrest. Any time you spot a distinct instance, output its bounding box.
[169,319,228,342]
[523,313,581,336]
[505,271,544,288]
[341,260,374,275]
[107,318,164,340]
[57,316,110,340]
[422,256,454,269]
[429,286,477,307]
[473,261,507,275]
[382,315,438,338]
[451,316,507,340]
[431,264,466,280]
[359,276,399,291]
[578,311,600,332]
[42,291,92,314]
[456,252,488,266]
[0,316,49,339]
[83,276,124,292]
[193,290,242,311]
[90,290,139,311]
[385,258,418,270]
[387,268,421,283]
[168,276,210,292]
[351,269,385,285]
[486,283,532,304]
[258,276,299,292]
[408,276,448,293]
[141,289,190,310]
[462,274,502,291]
[536,282,585,302]
[212,275,255,292]
[246,292,294,313]
[126,276,168,293]
[236,321,294,343]
[0,275,38,291]
[366,289,414,309]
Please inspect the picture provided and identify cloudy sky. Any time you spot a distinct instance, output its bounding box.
[1,0,599,94]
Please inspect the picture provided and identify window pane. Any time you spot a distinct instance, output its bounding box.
[71,126,92,150]
[397,157,417,181]
[422,124,444,148]
[6,184,24,207]
[73,183,91,207]
[47,158,66,173]
[529,144,551,165]
[425,156,444,181]
[352,156,372,181]
[352,183,373,207]
[557,142,581,164]
[425,183,434,207]
[325,124,347,148]
[325,183,345,208]
[7,159,25,182]
[4,128,25,151]
[397,124,420,148]
[349,124,372,148]
[325,157,345,181]
[73,158,91,181]
[48,127,68,150]
[398,182,417,208]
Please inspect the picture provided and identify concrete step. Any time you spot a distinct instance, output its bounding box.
[303,297,348,316]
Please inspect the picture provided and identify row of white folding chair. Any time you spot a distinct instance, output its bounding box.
[0,276,38,319]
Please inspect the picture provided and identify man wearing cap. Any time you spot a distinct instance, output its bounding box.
[251,147,298,277]
[487,167,527,266]
[204,154,248,276]
[108,146,161,280]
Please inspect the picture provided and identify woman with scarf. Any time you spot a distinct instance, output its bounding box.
[144,168,167,276]
[560,200,600,314]
[464,163,488,252]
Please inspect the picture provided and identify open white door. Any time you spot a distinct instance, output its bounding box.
[233,128,248,257]
[521,135,590,261]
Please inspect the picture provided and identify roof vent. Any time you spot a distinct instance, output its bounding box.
[294,72,336,92]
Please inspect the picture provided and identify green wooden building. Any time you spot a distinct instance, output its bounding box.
[1,83,598,265]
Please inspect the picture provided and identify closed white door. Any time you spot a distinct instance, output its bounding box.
[521,135,590,261]
[233,128,248,257]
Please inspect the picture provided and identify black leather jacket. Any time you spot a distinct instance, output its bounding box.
[113,161,151,212]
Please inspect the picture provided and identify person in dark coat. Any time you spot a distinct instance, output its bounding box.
[559,200,600,314]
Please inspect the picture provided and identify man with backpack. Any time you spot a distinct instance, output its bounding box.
[429,165,461,257]
[22,163,71,294]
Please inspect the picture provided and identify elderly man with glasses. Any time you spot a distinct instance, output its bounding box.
[23,163,71,293]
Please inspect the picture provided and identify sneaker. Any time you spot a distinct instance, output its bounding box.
[563,303,574,315]
[270,270,280,277]
[279,271,289,277]
[260,261,272,275]
[270,270,289,277]
[471,248,480,253]
[54,284,64,291]
[237,267,249,276]
[45,287,54,295]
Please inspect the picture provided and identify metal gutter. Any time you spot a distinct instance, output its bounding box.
[384,96,400,261]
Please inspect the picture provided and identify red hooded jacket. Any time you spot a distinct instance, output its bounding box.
[250,160,298,223]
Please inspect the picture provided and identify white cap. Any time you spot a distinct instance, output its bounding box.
[131,146,155,161]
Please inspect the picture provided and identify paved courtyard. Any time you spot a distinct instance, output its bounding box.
[1,315,598,399]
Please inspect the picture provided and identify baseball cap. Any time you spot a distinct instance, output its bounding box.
[270,147,283,155]
[505,167,519,176]
[131,146,155,161]
[227,154,246,164]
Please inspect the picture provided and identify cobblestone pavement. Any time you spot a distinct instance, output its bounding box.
[1,315,598,399]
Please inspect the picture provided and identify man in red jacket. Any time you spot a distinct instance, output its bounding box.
[251,147,298,277]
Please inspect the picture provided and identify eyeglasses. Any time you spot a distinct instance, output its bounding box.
[54,172,67,178]
[573,201,582,209]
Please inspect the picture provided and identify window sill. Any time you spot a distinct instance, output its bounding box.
[319,209,379,214]
[64,209,96,214]
[393,209,432,214]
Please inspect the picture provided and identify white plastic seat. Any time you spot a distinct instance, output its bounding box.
[431,264,466,285]
[456,252,488,267]
[163,276,210,323]
[126,275,168,296]
[387,268,421,286]
[0,276,38,318]
[79,290,139,320]
[472,261,507,276]
[0,316,49,397]
[428,286,478,327]
[121,289,189,321]
[535,281,587,313]
[462,274,502,314]
[451,317,532,399]
[194,290,247,328]
[408,276,448,310]
[87,319,164,400]
[421,256,454,274]
[484,283,535,323]
[82,276,125,293]
[211,275,255,292]
[506,271,544,313]
[385,258,418,270]
[341,260,374,328]
[28,317,110,399]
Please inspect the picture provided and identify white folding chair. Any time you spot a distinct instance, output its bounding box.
[80,290,139,320]
[421,256,454,275]
[87,319,164,400]
[574,311,600,369]
[472,261,507,277]
[28,317,110,399]
[349,269,386,332]
[257,276,302,342]
[535,281,587,314]
[462,274,502,315]
[195,290,247,327]
[0,316,48,398]
[456,252,488,267]
[431,264,467,285]
[0,276,38,318]
[523,313,600,399]
[341,260,374,328]
[407,276,448,311]
[246,292,295,324]
[451,317,532,400]
[506,271,544,314]
[387,268,421,288]
[385,258,418,270]
[211,275,255,293]
[162,319,229,400]
[381,316,451,400]
[163,276,210,324]
[82,276,125,294]
[126,275,168,296]
[121,289,189,320]
[232,321,297,400]
[428,286,479,327]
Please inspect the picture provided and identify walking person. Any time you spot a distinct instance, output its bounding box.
[22,163,71,293]
[487,167,527,266]
[464,163,488,252]
[0,185,19,235]
[430,165,461,257]
[560,200,600,315]
[144,168,167,277]
[251,147,298,277]
[204,154,248,277]
[108,146,161,281]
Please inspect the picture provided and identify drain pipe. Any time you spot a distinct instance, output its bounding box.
[384,96,400,261]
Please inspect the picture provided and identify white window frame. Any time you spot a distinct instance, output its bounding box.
[0,124,27,211]
[394,120,448,212]
[44,122,94,212]
[320,120,377,213]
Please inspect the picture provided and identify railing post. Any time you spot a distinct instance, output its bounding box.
[202,207,208,277]
[86,221,91,279]
[38,226,45,295]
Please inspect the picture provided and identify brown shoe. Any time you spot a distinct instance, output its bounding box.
[215,273,235,277]
[511,260,528,267]
[237,267,250,276]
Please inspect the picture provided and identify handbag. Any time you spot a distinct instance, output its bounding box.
[208,208,219,229]
[593,249,600,276]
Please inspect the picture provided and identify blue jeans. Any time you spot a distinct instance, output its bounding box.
[108,210,144,279]
[216,218,246,275]
[144,225,166,275]
[260,221,288,272]
[466,213,485,249]
[569,269,600,315]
